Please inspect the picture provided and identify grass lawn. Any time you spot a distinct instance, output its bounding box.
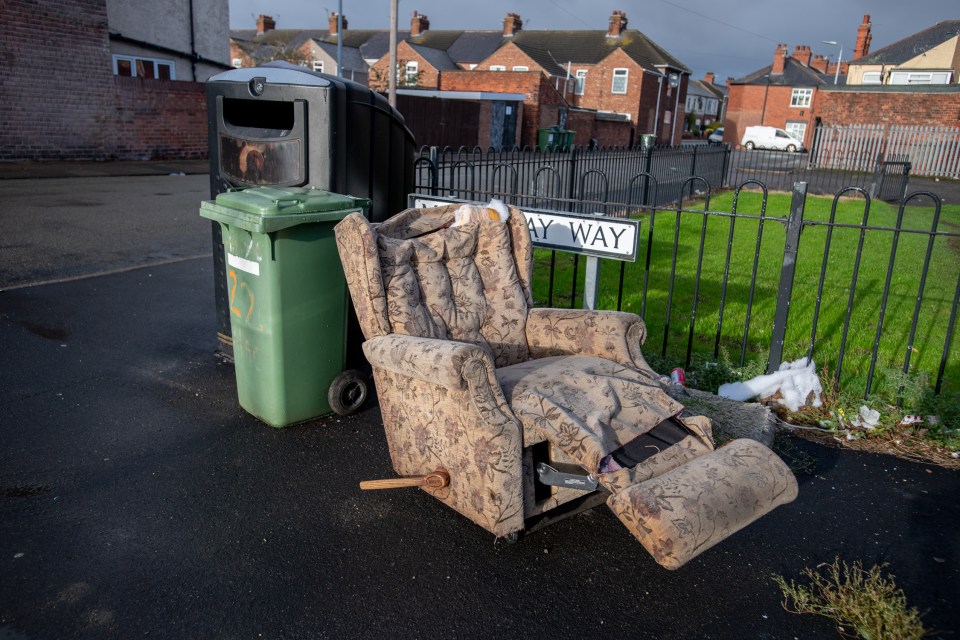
[530,189,960,403]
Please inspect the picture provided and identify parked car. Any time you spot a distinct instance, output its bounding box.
[708,127,724,143]
[741,126,804,152]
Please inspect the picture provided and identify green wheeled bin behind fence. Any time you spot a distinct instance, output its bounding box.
[200,186,370,427]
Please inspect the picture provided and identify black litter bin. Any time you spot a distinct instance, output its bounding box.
[205,62,416,360]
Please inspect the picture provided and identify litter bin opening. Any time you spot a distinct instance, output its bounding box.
[222,97,295,132]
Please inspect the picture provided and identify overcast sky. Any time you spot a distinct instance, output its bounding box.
[228,0,958,81]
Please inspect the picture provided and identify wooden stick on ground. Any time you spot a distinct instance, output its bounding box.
[360,469,450,491]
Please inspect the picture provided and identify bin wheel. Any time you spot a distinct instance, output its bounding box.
[329,370,369,416]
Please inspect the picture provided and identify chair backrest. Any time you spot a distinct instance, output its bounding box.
[335,203,534,368]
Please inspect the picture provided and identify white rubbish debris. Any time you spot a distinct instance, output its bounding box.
[718,357,823,412]
[451,198,510,227]
[851,405,881,430]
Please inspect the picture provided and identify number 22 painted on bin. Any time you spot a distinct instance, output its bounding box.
[228,270,255,320]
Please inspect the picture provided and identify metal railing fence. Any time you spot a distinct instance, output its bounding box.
[413,146,958,399]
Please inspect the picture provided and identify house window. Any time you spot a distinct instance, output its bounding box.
[889,70,951,85]
[490,65,506,71]
[512,65,528,72]
[232,58,243,68]
[405,61,419,84]
[611,68,628,94]
[313,60,325,73]
[574,70,587,95]
[785,121,806,141]
[861,71,881,84]
[790,88,812,107]
[113,54,175,80]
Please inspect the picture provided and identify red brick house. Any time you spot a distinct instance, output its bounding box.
[230,9,690,147]
[725,45,832,148]
[475,11,690,145]
[725,16,873,148]
[368,40,459,90]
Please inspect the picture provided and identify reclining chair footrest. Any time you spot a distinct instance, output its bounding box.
[606,438,798,570]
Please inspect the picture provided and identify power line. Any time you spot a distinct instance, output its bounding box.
[653,0,779,43]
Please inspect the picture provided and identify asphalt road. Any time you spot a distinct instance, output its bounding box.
[0,173,211,290]
[1,170,958,639]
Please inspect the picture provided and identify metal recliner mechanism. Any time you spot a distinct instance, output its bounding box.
[536,462,599,492]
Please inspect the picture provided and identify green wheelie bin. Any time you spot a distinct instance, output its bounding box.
[200,186,370,427]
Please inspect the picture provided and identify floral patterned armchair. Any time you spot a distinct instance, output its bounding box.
[334,203,797,569]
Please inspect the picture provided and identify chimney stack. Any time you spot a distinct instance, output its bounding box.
[502,12,522,37]
[772,43,788,74]
[328,12,347,37]
[854,14,872,59]
[411,11,430,37]
[704,72,715,85]
[811,54,828,73]
[256,14,275,34]
[608,10,628,38]
[792,45,812,67]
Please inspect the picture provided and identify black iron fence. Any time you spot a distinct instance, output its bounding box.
[413,145,958,399]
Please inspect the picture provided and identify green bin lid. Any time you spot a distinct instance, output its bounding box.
[200,186,369,233]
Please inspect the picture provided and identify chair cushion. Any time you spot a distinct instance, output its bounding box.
[378,220,530,368]
[497,355,686,471]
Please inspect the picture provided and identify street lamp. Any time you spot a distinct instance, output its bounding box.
[822,40,843,85]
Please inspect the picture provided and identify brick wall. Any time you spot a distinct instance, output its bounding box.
[441,70,567,147]
[581,50,643,124]
[1,0,209,161]
[567,110,632,147]
[816,89,960,127]
[113,77,208,159]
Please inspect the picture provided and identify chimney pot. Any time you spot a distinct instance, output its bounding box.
[502,12,523,37]
[792,44,812,67]
[772,43,787,74]
[704,71,715,85]
[328,12,347,37]
[608,10,628,38]
[854,14,872,59]
[256,14,275,34]
[411,11,430,37]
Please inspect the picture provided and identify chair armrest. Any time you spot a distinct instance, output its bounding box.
[525,308,652,371]
[363,333,525,537]
[362,334,496,393]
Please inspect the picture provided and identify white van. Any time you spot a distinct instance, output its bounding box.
[741,126,804,152]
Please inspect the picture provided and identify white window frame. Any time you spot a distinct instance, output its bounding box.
[861,71,881,84]
[574,70,587,95]
[405,61,419,84]
[489,65,506,71]
[313,60,325,73]
[611,68,629,94]
[512,65,528,72]
[232,58,243,68]
[889,70,951,85]
[790,87,812,108]
[785,121,806,142]
[112,54,175,80]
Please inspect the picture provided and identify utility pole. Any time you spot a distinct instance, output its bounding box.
[388,0,397,106]
[336,0,343,77]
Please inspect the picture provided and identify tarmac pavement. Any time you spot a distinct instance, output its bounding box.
[0,164,958,639]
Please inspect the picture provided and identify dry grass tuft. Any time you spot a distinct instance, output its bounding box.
[775,558,930,640]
